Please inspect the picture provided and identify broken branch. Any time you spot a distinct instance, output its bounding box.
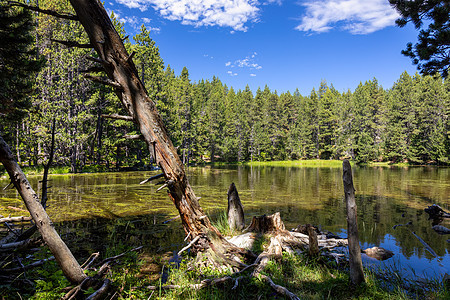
[51,39,92,48]
[101,114,134,122]
[124,134,144,140]
[139,173,164,185]
[1,256,55,274]
[84,74,122,89]
[178,236,200,256]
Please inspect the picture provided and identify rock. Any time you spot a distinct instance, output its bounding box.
[362,247,394,260]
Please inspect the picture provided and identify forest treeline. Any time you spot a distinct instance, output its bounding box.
[1,1,449,172]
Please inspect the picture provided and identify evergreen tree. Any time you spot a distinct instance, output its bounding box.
[390,0,450,77]
[0,1,44,128]
[317,83,338,159]
[382,72,414,162]
[351,79,384,163]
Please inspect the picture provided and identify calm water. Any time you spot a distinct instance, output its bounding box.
[1,165,449,280]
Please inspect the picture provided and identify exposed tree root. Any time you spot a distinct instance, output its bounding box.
[165,212,349,299]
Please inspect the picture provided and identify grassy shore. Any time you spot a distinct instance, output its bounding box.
[245,159,347,168]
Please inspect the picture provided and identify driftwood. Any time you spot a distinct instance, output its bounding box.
[0,216,32,224]
[227,183,245,231]
[343,159,365,285]
[424,204,450,219]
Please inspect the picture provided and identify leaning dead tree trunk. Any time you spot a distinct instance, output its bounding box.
[0,135,87,284]
[342,159,364,285]
[68,0,222,249]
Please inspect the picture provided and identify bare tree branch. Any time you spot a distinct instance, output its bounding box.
[51,39,92,49]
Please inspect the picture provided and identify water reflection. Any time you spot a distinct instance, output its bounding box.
[0,165,449,280]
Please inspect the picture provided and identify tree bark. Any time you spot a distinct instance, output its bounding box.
[342,159,364,285]
[68,0,219,242]
[0,135,86,284]
[227,183,245,231]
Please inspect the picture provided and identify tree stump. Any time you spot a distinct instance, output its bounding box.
[307,224,319,256]
[245,212,286,234]
[227,183,245,231]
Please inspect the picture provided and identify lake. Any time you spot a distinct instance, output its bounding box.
[1,165,449,281]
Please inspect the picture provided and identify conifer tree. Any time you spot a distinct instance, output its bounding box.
[390,0,450,77]
[0,1,44,134]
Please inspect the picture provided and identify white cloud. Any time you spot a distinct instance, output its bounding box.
[296,0,399,34]
[250,73,256,77]
[227,70,238,76]
[226,52,262,70]
[119,15,140,26]
[118,15,161,33]
[115,0,260,32]
[117,0,149,11]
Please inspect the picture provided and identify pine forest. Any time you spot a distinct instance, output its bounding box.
[1,1,449,172]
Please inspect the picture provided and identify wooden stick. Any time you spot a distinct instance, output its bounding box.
[86,279,111,300]
[96,246,143,267]
[139,173,164,185]
[178,236,200,256]
[1,256,55,274]
[81,252,100,270]
[259,274,300,300]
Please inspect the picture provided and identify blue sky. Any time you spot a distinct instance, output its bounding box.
[104,0,419,95]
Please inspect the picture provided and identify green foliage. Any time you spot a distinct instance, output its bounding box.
[0,1,44,122]
[390,0,450,77]
[4,0,449,171]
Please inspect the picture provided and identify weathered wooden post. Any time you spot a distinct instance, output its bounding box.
[227,183,245,231]
[343,159,364,285]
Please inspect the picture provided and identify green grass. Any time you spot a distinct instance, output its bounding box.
[245,159,348,168]
[209,210,241,237]
[140,252,447,300]
[3,240,447,300]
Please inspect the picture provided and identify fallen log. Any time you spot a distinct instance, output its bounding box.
[0,216,32,224]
